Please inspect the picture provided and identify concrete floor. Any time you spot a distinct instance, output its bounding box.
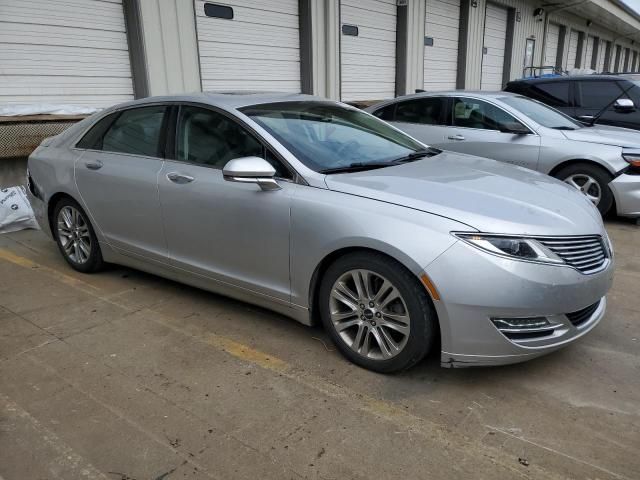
[0,220,638,480]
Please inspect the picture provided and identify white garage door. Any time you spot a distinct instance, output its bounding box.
[194,0,301,92]
[0,0,134,107]
[545,23,561,69]
[584,35,595,69]
[566,30,580,69]
[340,0,397,101]
[480,3,508,91]
[423,0,460,90]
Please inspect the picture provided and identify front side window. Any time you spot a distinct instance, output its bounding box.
[100,106,167,157]
[576,81,624,109]
[372,104,396,121]
[499,96,581,130]
[393,98,444,125]
[176,105,291,178]
[240,102,425,172]
[452,98,521,131]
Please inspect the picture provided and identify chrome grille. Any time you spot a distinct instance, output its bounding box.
[566,300,601,327]
[537,236,608,273]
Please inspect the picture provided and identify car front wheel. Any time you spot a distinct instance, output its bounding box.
[319,252,437,373]
[555,163,614,216]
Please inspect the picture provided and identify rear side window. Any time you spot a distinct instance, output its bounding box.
[452,97,521,131]
[101,106,167,157]
[526,82,571,107]
[393,98,444,125]
[575,81,623,108]
[76,113,119,149]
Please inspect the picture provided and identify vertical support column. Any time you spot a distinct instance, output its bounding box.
[126,0,202,96]
[123,0,149,98]
[456,0,471,88]
[395,0,426,97]
[592,36,600,70]
[576,31,585,68]
[463,0,485,90]
[305,0,340,99]
[604,41,612,72]
[556,25,567,71]
[502,8,515,87]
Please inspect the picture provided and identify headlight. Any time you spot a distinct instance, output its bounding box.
[622,154,640,167]
[454,233,564,265]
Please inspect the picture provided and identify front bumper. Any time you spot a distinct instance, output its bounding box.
[425,240,614,367]
[610,173,640,217]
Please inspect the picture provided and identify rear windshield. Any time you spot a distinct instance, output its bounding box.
[499,96,582,130]
[240,101,425,172]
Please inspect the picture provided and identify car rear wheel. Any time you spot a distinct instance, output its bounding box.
[555,163,614,216]
[319,252,436,373]
[53,198,103,273]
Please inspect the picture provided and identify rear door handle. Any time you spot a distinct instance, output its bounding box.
[447,134,465,141]
[166,172,195,184]
[84,160,103,170]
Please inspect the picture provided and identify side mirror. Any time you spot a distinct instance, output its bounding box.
[222,156,281,191]
[614,98,635,112]
[499,122,530,135]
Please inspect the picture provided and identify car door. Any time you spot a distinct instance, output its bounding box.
[378,97,450,147]
[74,105,168,261]
[575,79,640,129]
[158,104,294,301]
[441,97,541,169]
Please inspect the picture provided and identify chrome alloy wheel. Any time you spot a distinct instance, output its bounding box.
[57,206,92,264]
[564,173,602,206]
[329,269,411,360]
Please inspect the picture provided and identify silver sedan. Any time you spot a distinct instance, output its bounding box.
[366,91,640,217]
[27,93,613,372]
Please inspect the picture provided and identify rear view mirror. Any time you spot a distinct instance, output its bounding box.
[223,156,280,191]
[614,98,635,112]
[499,122,530,135]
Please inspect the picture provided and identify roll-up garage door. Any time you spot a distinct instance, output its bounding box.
[584,35,595,69]
[0,0,134,107]
[544,23,560,67]
[423,0,460,90]
[545,23,561,69]
[480,3,508,91]
[194,0,301,92]
[340,0,397,101]
[566,30,580,69]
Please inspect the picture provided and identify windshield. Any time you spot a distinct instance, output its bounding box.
[240,101,426,172]
[499,96,582,130]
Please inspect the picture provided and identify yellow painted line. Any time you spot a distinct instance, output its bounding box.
[0,248,100,293]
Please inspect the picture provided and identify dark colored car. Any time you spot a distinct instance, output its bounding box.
[505,75,640,130]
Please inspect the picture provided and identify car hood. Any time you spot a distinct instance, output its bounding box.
[562,125,640,148]
[324,151,603,236]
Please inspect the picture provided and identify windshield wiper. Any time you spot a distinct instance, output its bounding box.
[319,162,392,174]
[390,148,440,164]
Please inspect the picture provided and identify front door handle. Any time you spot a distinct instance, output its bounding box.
[166,172,195,184]
[447,134,465,141]
[84,160,103,170]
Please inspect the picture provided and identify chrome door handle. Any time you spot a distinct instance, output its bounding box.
[84,160,103,170]
[447,134,465,141]
[166,172,194,184]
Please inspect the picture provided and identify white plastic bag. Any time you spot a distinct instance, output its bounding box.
[0,186,39,234]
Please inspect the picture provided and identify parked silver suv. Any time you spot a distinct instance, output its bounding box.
[367,91,640,217]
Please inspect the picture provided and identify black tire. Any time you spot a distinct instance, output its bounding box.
[52,197,104,273]
[554,162,614,216]
[318,252,437,373]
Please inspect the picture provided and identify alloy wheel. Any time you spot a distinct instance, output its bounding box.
[329,269,411,360]
[57,206,92,264]
[563,173,602,206]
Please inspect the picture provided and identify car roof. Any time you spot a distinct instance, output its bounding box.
[509,74,628,84]
[103,91,329,112]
